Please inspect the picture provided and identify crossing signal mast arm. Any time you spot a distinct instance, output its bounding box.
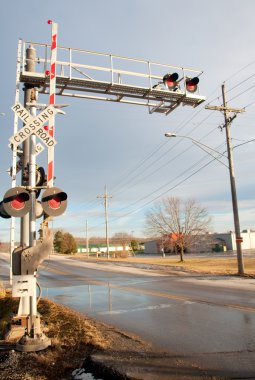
[19,41,206,116]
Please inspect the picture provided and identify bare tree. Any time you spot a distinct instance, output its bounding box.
[111,232,132,252]
[145,197,211,261]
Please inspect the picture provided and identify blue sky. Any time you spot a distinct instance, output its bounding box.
[1,0,255,241]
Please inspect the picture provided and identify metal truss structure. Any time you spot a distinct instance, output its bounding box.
[19,41,206,115]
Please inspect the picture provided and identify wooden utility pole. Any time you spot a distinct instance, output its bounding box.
[205,83,245,275]
[86,219,89,257]
[97,186,112,259]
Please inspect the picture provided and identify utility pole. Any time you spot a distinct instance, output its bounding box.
[86,219,89,258]
[205,83,245,276]
[97,186,112,259]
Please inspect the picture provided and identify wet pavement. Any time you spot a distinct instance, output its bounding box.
[1,252,255,378]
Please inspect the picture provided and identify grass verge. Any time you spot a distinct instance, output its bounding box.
[74,254,255,276]
[0,295,108,379]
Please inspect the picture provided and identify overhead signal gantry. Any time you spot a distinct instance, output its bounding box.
[19,40,206,115]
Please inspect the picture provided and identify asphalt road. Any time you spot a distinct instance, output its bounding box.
[1,252,255,378]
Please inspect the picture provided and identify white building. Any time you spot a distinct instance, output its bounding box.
[214,230,255,251]
[145,230,255,254]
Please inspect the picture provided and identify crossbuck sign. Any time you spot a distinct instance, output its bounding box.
[9,103,57,148]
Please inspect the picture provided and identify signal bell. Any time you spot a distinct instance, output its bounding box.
[163,73,179,90]
[186,77,199,93]
[41,187,67,217]
[0,187,31,218]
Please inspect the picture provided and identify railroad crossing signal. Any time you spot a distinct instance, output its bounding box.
[186,77,200,93]
[0,187,32,218]
[41,187,67,217]
[9,103,57,148]
[163,73,179,90]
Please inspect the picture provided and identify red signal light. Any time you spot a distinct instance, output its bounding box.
[1,187,31,218]
[41,187,67,217]
[45,70,50,76]
[48,195,61,210]
[11,193,29,210]
[163,73,179,90]
[186,77,199,93]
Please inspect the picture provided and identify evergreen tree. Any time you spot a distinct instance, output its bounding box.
[53,231,77,254]
[54,230,63,253]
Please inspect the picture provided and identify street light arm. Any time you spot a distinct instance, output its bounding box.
[165,133,228,169]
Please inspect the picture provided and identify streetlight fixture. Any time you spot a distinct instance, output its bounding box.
[165,132,245,275]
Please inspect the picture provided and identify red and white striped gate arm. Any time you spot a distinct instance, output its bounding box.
[47,20,58,187]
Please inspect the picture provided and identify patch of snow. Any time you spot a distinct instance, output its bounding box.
[72,368,103,380]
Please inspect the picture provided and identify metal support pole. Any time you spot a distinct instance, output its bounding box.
[18,45,36,317]
[29,99,37,318]
[15,43,51,352]
[222,83,244,275]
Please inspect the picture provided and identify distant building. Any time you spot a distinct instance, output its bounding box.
[145,230,255,254]
[213,230,255,251]
[77,244,130,254]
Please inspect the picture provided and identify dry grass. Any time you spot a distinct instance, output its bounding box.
[0,296,110,379]
[0,295,152,379]
[76,254,255,276]
[0,281,6,298]
[37,298,108,350]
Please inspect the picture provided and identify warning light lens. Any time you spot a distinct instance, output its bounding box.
[186,77,199,93]
[11,195,27,210]
[45,70,50,76]
[163,73,179,90]
[47,20,53,25]
[48,196,61,210]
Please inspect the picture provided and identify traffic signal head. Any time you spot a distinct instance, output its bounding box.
[163,73,179,90]
[186,77,199,93]
[1,187,31,218]
[41,187,67,217]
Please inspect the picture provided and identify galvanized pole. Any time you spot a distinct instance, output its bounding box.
[29,96,37,318]
[221,83,244,275]
[21,45,36,247]
[18,45,36,317]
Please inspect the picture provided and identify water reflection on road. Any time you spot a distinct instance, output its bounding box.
[42,278,255,356]
[43,282,152,315]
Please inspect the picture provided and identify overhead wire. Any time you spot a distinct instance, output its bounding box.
[86,59,255,231]
[106,144,227,226]
[110,110,216,197]
[88,140,227,231]
[106,134,255,227]
[112,122,219,198]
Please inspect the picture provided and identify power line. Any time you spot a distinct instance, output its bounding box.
[89,134,255,232]
[228,84,255,103]
[112,127,219,198]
